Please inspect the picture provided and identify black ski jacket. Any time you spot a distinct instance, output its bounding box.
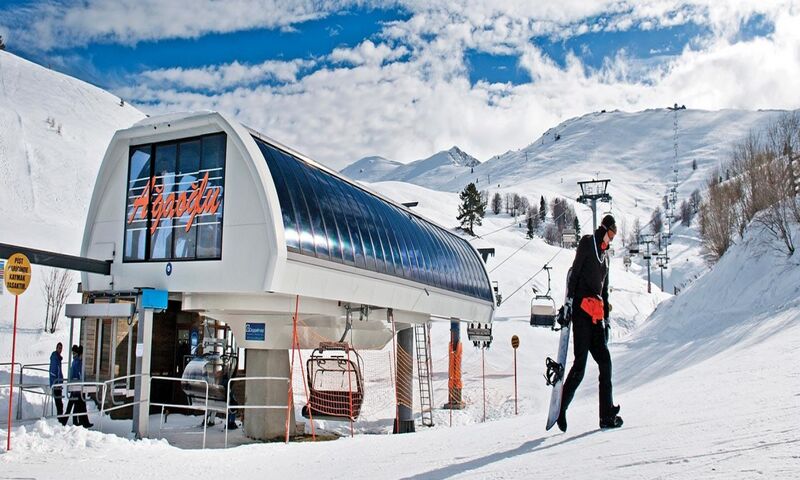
[567,228,610,318]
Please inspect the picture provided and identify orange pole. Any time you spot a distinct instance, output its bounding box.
[6,295,19,451]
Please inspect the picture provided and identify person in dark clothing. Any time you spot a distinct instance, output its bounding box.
[64,345,93,428]
[49,342,67,425]
[557,214,623,431]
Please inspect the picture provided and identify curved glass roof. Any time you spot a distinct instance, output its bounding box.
[253,136,493,303]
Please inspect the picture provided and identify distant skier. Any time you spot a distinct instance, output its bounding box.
[557,214,623,431]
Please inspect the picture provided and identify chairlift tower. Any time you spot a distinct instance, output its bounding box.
[577,179,612,232]
[638,233,655,294]
[656,254,669,292]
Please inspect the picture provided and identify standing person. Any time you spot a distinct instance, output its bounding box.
[64,345,93,428]
[557,215,623,431]
[49,342,67,425]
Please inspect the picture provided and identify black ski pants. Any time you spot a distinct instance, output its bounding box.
[560,309,614,419]
[65,392,91,427]
[53,386,66,425]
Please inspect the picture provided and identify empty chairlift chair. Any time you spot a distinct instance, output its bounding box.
[530,265,558,328]
[302,342,364,421]
[181,352,239,426]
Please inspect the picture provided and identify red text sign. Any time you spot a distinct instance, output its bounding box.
[128,172,222,234]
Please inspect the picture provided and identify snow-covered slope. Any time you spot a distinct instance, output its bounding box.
[339,155,402,182]
[351,108,791,293]
[341,146,480,189]
[0,51,145,348]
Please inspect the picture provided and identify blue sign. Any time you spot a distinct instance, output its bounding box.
[141,289,168,310]
[245,322,266,341]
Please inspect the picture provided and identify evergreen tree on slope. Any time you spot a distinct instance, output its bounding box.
[457,182,486,235]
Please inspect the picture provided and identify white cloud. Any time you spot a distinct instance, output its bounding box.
[114,4,800,173]
[0,0,366,50]
[329,40,409,66]
[5,0,800,173]
[140,59,314,90]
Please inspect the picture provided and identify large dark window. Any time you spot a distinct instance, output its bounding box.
[254,136,492,303]
[123,132,226,262]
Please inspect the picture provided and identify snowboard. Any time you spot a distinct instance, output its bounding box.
[545,268,572,431]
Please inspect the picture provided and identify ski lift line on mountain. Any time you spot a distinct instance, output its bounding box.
[470,196,578,242]
[501,211,593,304]
[485,207,580,274]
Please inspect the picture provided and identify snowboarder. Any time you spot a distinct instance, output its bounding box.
[557,214,623,431]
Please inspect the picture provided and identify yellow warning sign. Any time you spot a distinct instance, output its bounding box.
[4,253,31,295]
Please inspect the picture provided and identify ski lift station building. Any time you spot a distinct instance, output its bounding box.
[73,111,495,440]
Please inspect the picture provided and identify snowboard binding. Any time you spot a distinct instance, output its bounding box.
[544,357,564,386]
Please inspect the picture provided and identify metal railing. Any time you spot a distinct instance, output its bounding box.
[4,369,297,449]
[55,381,107,426]
[17,363,56,420]
[224,376,289,448]
[151,376,216,449]
[0,362,22,380]
[99,374,143,430]
[0,382,51,425]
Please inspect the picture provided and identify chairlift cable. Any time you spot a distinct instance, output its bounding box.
[486,207,575,272]
[502,212,593,303]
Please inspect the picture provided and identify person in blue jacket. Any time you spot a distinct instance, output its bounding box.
[64,345,93,428]
[49,342,67,425]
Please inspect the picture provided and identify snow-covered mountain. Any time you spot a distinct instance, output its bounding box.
[0,51,145,252]
[351,108,792,293]
[0,50,145,346]
[339,155,403,182]
[341,146,480,189]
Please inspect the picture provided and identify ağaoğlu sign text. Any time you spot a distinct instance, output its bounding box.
[128,171,222,235]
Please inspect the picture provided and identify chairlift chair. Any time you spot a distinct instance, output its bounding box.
[492,280,502,306]
[302,342,365,421]
[530,265,558,328]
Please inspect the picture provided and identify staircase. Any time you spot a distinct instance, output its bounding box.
[414,323,435,427]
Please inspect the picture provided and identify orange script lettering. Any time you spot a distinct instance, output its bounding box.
[127,172,222,234]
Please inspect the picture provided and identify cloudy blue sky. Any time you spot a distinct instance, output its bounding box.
[1,1,798,169]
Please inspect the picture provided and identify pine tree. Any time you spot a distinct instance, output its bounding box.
[457,182,486,235]
[651,207,664,234]
[0,36,6,51]
[526,215,535,239]
[491,192,502,214]
[539,195,547,222]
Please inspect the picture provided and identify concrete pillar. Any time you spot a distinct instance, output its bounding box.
[394,326,415,433]
[133,304,153,439]
[244,349,295,441]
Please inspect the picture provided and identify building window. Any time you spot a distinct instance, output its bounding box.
[123,133,226,262]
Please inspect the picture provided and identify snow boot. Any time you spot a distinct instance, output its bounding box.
[556,410,567,432]
[599,415,623,429]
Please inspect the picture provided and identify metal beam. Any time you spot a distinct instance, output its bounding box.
[0,242,111,275]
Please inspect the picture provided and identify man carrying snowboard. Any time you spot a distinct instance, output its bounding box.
[557,214,623,431]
